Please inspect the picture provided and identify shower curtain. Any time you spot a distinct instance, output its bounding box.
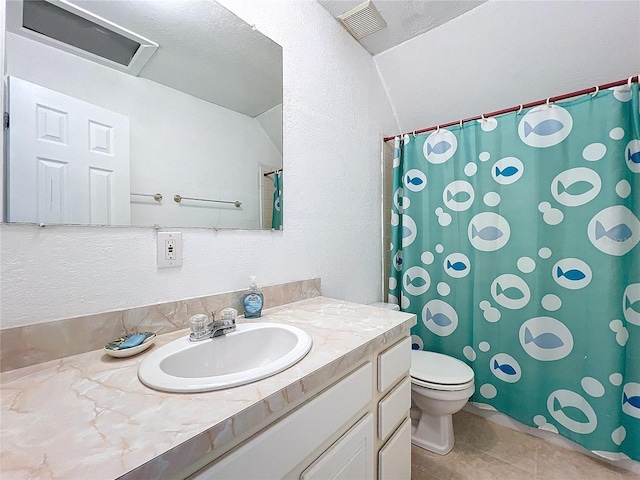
[272,171,283,230]
[389,84,640,461]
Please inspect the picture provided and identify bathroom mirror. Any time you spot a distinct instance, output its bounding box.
[4,0,283,229]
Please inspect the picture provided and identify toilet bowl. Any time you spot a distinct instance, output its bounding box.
[410,350,474,455]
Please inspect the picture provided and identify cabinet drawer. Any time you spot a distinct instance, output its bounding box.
[378,418,411,480]
[378,377,410,441]
[377,337,411,392]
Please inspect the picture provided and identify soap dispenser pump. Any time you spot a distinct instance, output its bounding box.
[243,276,264,318]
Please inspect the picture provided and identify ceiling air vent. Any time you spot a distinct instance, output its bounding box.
[8,0,158,76]
[337,0,387,40]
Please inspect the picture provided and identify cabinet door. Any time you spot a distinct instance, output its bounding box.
[191,363,373,479]
[301,413,374,480]
[378,418,411,480]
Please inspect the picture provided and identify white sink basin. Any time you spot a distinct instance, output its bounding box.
[138,323,312,393]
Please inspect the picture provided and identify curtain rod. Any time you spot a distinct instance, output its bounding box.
[383,75,639,142]
[263,168,283,177]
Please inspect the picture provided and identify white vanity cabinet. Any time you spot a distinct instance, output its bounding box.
[189,336,412,480]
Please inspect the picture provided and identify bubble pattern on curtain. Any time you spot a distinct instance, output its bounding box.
[389,84,640,461]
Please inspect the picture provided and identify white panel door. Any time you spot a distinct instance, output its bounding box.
[8,76,130,225]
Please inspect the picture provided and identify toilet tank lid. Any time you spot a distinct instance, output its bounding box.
[411,350,474,385]
[369,302,400,311]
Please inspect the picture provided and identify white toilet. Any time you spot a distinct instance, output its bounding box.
[369,302,474,455]
[410,350,474,454]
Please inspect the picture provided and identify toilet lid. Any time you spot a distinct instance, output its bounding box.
[411,350,474,385]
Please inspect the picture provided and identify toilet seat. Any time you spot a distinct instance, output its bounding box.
[411,350,474,391]
[411,376,474,392]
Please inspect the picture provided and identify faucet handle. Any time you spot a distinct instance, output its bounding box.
[189,314,209,339]
[220,308,237,324]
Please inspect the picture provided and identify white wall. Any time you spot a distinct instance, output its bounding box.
[7,32,282,229]
[257,104,284,157]
[0,0,398,328]
[375,0,640,134]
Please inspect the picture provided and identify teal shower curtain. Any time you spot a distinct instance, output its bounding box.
[272,171,283,230]
[389,84,640,461]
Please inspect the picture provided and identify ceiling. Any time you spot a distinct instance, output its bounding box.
[316,0,487,55]
[7,0,283,117]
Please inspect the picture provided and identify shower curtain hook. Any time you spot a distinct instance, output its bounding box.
[413,130,416,138]
[436,125,440,133]
[628,76,634,88]
[481,113,486,123]
[517,104,523,115]
[546,97,553,108]
[459,118,463,128]
[590,85,599,98]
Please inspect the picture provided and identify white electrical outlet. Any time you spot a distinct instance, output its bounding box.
[165,239,176,260]
[157,232,182,268]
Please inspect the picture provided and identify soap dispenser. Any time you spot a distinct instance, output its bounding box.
[243,276,264,318]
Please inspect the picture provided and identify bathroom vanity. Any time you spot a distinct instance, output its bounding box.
[0,297,416,479]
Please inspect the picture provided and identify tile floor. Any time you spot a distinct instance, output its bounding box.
[411,410,638,480]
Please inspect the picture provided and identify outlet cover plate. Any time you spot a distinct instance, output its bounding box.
[157,232,182,268]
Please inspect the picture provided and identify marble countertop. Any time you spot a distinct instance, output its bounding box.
[0,297,416,479]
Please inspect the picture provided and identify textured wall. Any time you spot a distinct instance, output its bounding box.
[375,0,640,135]
[0,0,398,328]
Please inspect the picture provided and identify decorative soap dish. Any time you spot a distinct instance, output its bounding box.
[104,332,157,358]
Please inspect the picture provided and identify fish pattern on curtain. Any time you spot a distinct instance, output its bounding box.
[389,84,640,461]
[272,171,283,230]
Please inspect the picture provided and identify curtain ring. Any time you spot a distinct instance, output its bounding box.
[413,130,416,138]
[459,118,463,128]
[436,125,440,133]
[546,97,553,108]
[628,76,634,87]
[517,104,523,115]
[590,85,599,98]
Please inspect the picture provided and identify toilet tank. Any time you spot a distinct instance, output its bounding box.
[369,302,400,311]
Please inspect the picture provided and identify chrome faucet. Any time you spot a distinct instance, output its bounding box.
[189,309,237,342]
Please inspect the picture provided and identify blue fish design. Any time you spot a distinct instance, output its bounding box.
[557,180,594,196]
[495,283,525,300]
[626,296,640,314]
[524,327,564,349]
[595,221,632,243]
[627,148,640,164]
[552,398,590,423]
[447,190,471,203]
[427,140,452,155]
[402,226,412,238]
[406,274,427,289]
[495,166,519,177]
[446,260,467,271]
[426,308,452,327]
[406,175,424,186]
[623,393,640,409]
[395,257,403,267]
[471,224,503,241]
[524,119,564,137]
[493,359,517,376]
[556,266,586,281]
